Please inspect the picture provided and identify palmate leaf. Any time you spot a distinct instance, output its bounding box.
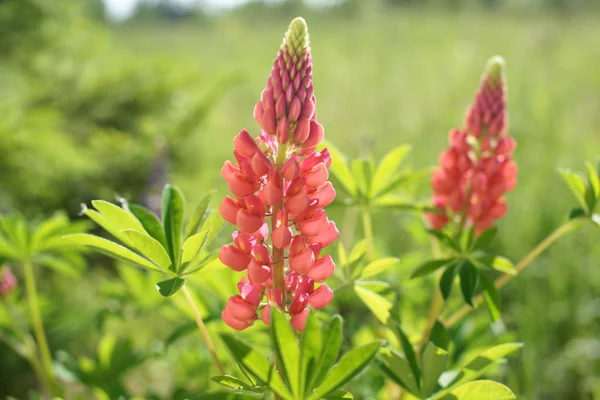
[129,204,168,249]
[308,341,383,400]
[91,200,146,234]
[156,277,186,297]
[420,342,449,397]
[359,257,399,279]
[354,283,393,324]
[162,185,186,268]
[324,141,357,198]
[271,309,301,397]
[63,233,161,272]
[560,168,589,212]
[210,375,252,390]
[180,230,210,272]
[220,334,292,400]
[411,258,457,279]
[479,272,501,322]
[309,315,343,390]
[432,380,516,400]
[185,190,217,239]
[300,312,322,397]
[370,145,412,198]
[441,343,523,392]
[123,229,172,270]
[379,347,421,395]
[459,260,479,306]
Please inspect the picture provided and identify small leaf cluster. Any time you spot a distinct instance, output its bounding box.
[328,143,431,211]
[65,185,224,297]
[335,240,399,325]
[0,212,89,276]
[379,322,521,399]
[560,160,600,226]
[214,311,383,399]
[411,228,516,322]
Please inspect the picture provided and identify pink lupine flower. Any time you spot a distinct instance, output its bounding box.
[427,56,517,235]
[0,266,17,297]
[219,17,338,331]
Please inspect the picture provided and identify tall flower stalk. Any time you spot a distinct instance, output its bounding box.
[219,17,338,332]
[427,56,517,236]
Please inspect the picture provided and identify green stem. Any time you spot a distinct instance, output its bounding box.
[181,285,224,375]
[22,259,58,396]
[360,203,375,261]
[443,218,585,327]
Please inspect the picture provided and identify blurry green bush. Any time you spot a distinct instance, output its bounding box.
[0,0,237,216]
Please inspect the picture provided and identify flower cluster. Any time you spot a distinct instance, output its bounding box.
[427,56,517,234]
[219,18,338,331]
[0,266,17,297]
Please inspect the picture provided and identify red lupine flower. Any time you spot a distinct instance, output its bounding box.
[219,17,338,331]
[0,266,17,297]
[427,56,517,235]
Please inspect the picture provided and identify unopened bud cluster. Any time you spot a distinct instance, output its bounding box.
[427,57,518,234]
[219,18,338,331]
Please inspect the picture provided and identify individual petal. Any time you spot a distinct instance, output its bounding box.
[306,254,335,282]
[236,209,264,233]
[219,196,240,225]
[290,308,310,332]
[219,245,251,271]
[248,259,271,284]
[234,129,260,158]
[308,182,336,208]
[308,284,334,309]
[289,246,315,275]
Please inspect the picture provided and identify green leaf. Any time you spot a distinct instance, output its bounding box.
[310,315,343,390]
[271,309,301,397]
[569,207,587,219]
[390,322,421,387]
[560,169,588,211]
[420,342,449,397]
[123,229,172,270]
[434,380,516,400]
[129,204,168,249]
[82,208,133,248]
[444,343,523,390]
[210,375,252,390]
[352,158,374,198]
[480,272,501,322]
[354,284,392,324]
[439,263,458,300]
[185,190,216,239]
[459,261,479,306]
[587,161,600,199]
[63,234,160,272]
[156,278,186,297]
[220,334,292,400]
[92,200,146,234]
[324,389,353,399]
[378,347,420,395]
[429,320,450,351]
[309,341,382,400]
[486,255,516,276]
[196,391,262,400]
[370,145,411,198]
[411,258,456,279]
[162,185,186,268]
[180,230,210,271]
[201,211,227,246]
[300,311,322,397]
[472,227,497,250]
[324,141,357,197]
[360,257,399,279]
[31,213,70,250]
[426,230,461,252]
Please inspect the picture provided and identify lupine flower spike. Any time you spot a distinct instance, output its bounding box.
[427,56,517,235]
[0,266,17,297]
[219,17,338,332]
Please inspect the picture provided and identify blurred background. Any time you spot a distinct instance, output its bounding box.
[1,0,599,399]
